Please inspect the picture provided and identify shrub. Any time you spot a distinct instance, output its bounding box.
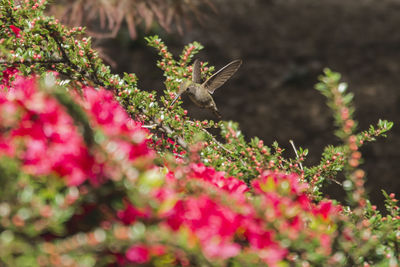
[0,1,398,266]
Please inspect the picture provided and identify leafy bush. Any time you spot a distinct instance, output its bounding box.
[0,0,398,266]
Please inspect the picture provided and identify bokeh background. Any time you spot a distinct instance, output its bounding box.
[49,0,400,209]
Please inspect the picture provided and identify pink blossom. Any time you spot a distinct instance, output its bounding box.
[1,67,18,89]
[203,241,241,259]
[126,244,150,263]
[167,195,243,259]
[9,25,21,38]
[82,87,153,161]
[313,200,341,220]
[166,200,185,231]
[3,76,99,185]
[117,202,150,225]
[243,218,275,249]
[149,244,166,256]
[188,163,249,195]
[252,171,308,196]
[83,87,142,137]
[0,75,154,186]
[319,233,332,255]
[258,246,288,267]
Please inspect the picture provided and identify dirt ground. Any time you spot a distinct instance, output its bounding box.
[105,0,400,209]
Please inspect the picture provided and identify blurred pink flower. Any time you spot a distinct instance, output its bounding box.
[0,75,154,186]
[188,163,249,195]
[126,244,150,263]
[9,25,21,38]
[117,202,150,225]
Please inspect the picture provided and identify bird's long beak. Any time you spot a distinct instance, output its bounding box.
[170,93,181,106]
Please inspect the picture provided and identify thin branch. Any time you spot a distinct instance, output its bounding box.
[0,58,66,65]
[135,105,188,150]
[46,27,98,85]
[157,121,188,149]
[141,124,158,129]
[187,121,233,154]
[186,120,250,169]
[289,140,303,171]
[201,127,233,154]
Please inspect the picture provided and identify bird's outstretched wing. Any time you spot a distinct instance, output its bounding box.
[202,59,242,94]
[192,59,202,83]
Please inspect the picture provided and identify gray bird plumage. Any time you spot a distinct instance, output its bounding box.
[171,59,242,118]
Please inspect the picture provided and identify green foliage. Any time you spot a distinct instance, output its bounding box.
[0,0,395,201]
[0,0,395,198]
[0,1,399,266]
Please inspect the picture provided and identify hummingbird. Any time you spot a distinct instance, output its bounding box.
[170,59,242,118]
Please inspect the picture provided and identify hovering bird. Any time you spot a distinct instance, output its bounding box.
[170,59,242,118]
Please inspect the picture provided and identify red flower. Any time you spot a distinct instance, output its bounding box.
[9,25,21,38]
[313,200,341,220]
[4,76,100,186]
[203,241,240,259]
[82,87,153,161]
[126,244,150,264]
[259,246,288,267]
[117,202,149,225]
[188,163,249,195]
[167,195,243,259]
[1,67,18,89]
[252,171,308,196]
[0,75,157,186]
[166,200,185,231]
[243,218,275,249]
[149,244,166,256]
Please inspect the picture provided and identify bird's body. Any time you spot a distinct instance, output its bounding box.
[185,82,220,117]
[171,59,242,118]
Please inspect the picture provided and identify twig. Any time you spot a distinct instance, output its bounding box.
[289,140,303,171]
[46,27,96,85]
[157,121,188,150]
[141,124,158,129]
[0,58,66,65]
[136,106,188,150]
[186,120,250,168]
[199,126,233,154]
[186,120,232,153]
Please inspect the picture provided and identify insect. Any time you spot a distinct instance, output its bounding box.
[171,59,242,118]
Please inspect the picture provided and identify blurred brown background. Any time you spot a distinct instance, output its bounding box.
[51,0,400,209]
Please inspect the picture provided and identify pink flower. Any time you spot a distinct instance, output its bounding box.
[319,233,332,255]
[3,76,100,185]
[259,246,288,267]
[252,171,308,196]
[188,163,249,195]
[0,75,159,186]
[166,195,244,259]
[149,244,166,256]
[203,241,240,259]
[126,244,150,263]
[83,87,142,137]
[313,200,341,220]
[117,202,149,225]
[82,87,153,161]
[166,200,185,231]
[1,67,18,89]
[243,218,275,249]
[9,25,21,38]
